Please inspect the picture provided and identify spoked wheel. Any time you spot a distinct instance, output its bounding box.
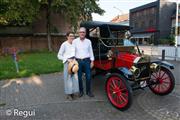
[149,67,175,95]
[106,74,132,111]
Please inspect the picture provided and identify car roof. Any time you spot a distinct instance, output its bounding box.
[80,21,130,31]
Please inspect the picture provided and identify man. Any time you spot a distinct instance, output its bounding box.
[73,27,94,97]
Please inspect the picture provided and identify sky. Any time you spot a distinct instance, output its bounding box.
[92,0,157,22]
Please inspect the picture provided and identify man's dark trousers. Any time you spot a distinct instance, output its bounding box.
[77,58,91,94]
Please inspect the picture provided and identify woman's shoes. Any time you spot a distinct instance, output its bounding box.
[66,94,74,100]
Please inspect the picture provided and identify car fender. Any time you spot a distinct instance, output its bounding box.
[107,67,133,79]
[152,61,174,69]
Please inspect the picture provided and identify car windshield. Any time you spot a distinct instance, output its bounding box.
[123,39,135,46]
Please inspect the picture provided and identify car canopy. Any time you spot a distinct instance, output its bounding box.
[80,21,130,31]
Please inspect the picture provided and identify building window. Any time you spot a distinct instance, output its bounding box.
[149,19,154,27]
[135,22,138,28]
[150,7,155,14]
[136,12,140,17]
[143,10,146,16]
[141,21,145,28]
[172,27,180,35]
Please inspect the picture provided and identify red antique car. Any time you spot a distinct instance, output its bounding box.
[80,21,175,111]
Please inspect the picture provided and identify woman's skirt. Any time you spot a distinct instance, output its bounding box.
[63,62,79,94]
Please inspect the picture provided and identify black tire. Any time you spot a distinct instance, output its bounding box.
[149,67,175,96]
[105,73,133,111]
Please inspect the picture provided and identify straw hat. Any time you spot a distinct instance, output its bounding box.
[68,60,79,74]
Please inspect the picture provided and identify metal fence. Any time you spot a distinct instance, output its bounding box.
[139,45,180,61]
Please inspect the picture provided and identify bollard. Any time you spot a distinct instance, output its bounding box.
[162,49,165,61]
[10,47,19,73]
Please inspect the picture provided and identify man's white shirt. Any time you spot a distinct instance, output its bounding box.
[73,38,94,61]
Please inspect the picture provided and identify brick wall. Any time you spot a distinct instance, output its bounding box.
[0,35,66,54]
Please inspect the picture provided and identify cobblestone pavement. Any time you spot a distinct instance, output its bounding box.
[0,62,180,120]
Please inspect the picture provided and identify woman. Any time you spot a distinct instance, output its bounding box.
[57,32,79,100]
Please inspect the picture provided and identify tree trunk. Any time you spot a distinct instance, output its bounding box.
[47,0,52,52]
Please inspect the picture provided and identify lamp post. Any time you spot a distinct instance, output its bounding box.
[175,1,179,48]
[113,6,124,15]
[175,1,179,60]
[168,0,179,60]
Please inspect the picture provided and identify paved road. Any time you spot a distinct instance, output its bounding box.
[168,60,180,85]
[0,61,180,120]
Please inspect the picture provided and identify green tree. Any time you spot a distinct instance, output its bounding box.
[52,0,104,30]
[0,0,104,51]
[0,0,40,26]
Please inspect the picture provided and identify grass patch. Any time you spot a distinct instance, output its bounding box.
[0,52,63,80]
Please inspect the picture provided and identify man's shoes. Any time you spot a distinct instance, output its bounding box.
[79,92,84,97]
[87,92,94,97]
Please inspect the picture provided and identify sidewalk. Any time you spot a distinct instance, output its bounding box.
[0,61,180,120]
[167,60,180,85]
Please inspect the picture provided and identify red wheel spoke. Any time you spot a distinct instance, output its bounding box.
[150,78,157,82]
[152,73,157,79]
[117,95,122,104]
[117,77,125,89]
[118,79,122,88]
[121,93,128,98]
[162,81,170,84]
[110,87,114,93]
[151,79,157,81]
[119,95,127,103]
[120,88,127,92]
[115,95,119,103]
[160,71,166,79]
[159,84,164,92]
[117,80,122,89]
[113,87,127,94]
[160,73,169,79]
[152,84,157,88]
[110,84,115,89]
[118,96,123,104]
[118,96,123,103]
[112,79,117,88]
[161,83,169,90]
[160,83,169,92]
[152,85,157,90]
[155,72,158,77]
[161,77,169,81]
[110,82,116,89]
[158,71,161,78]
[161,77,170,82]
[112,94,116,99]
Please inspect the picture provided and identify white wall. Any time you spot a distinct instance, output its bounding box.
[139,45,180,61]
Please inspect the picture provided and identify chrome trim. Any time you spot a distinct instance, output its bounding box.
[133,57,141,63]
[130,66,140,78]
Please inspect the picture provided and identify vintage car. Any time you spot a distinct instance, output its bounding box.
[80,21,175,111]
